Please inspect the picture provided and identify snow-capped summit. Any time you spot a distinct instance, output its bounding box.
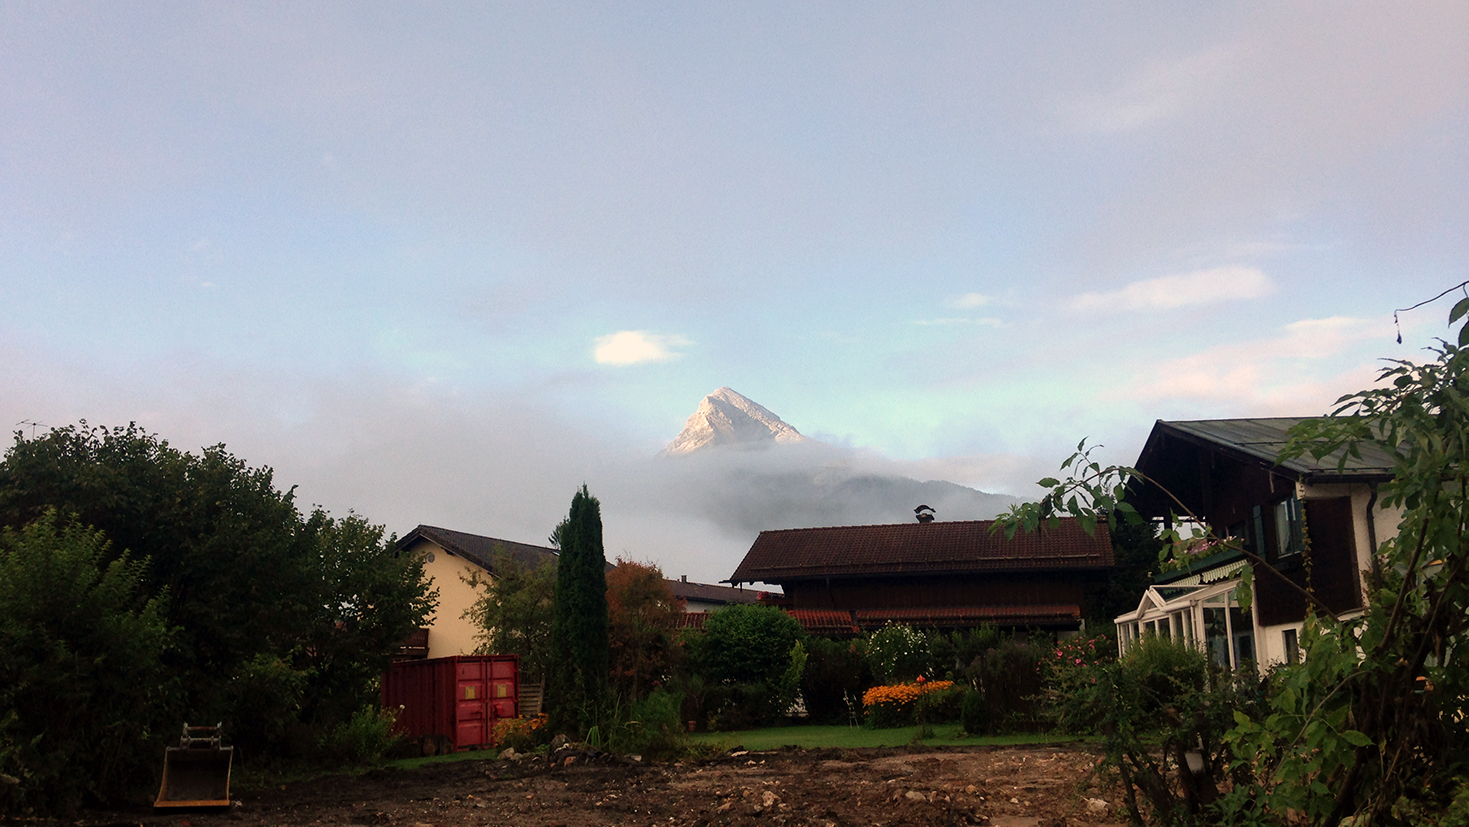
[661,387,808,456]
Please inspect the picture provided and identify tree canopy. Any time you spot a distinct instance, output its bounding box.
[547,484,610,735]
[0,422,435,811]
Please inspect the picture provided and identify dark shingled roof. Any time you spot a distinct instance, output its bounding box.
[728,518,1113,584]
[665,578,765,606]
[1137,418,1398,482]
[396,524,559,573]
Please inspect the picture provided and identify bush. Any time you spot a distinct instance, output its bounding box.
[492,714,549,753]
[0,512,172,815]
[697,605,807,727]
[316,705,400,765]
[608,690,684,759]
[963,639,1046,734]
[1047,635,1253,825]
[801,637,872,724]
[865,624,932,684]
[861,680,958,729]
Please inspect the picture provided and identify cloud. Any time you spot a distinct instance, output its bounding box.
[593,330,692,366]
[1063,45,1236,133]
[914,317,1004,328]
[1071,267,1274,313]
[948,292,990,309]
[1114,315,1392,414]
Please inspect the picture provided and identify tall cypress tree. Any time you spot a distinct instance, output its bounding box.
[547,484,609,735]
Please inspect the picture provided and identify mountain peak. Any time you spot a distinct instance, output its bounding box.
[662,387,807,456]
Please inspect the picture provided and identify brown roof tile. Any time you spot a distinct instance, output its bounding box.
[665,578,766,605]
[729,518,1113,584]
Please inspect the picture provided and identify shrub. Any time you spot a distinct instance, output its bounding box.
[492,714,549,753]
[801,637,872,724]
[963,639,1046,734]
[316,705,400,765]
[608,689,684,759]
[697,605,807,727]
[861,680,957,729]
[0,512,172,815]
[865,624,932,684]
[1046,635,1253,825]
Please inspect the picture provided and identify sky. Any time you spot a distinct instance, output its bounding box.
[2,2,1466,583]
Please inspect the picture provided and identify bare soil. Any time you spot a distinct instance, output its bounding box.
[44,744,1129,827]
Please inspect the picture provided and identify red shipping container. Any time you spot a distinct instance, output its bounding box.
[381,655,519,751]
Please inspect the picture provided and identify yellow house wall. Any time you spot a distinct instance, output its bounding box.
[404,538,491,659]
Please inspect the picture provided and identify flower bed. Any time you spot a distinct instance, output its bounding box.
[492,713,548,752]
[861,679,958,728]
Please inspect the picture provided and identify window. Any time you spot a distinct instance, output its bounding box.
[1274,497,1303,557]
[1283,628,1300,665]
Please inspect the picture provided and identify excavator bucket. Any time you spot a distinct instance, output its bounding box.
[154,724,233,809]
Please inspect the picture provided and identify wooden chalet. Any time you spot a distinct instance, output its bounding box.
[1117,418,1400,668]
[727,518,1115,634]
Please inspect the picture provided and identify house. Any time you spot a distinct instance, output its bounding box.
[395,525,559,660]
[665,575,763,613]
[727,518,1115,634]
[396,524,768,654]
[1114,418,1401,669]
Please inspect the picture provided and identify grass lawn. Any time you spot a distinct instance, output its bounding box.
[689,723,1080,751]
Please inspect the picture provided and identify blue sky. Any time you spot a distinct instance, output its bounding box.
[2,2,1466,581]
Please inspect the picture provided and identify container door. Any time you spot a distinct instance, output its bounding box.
[489,658,518,721]
[455,660,489,747]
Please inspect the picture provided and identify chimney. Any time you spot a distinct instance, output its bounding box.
[681,574,688,582]
[915,504,935,523]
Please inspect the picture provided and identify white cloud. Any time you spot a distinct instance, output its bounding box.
[1115,316,1392,413]
[1071,267,1274,313]
[948,292,990,309]
[1064,45,1236,133]
[593,330,691,366]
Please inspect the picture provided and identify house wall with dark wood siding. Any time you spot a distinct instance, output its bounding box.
[1254,497,1361,626]
[782,573,1091,613]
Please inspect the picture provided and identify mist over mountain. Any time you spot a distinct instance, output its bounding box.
[653,388,1019,536]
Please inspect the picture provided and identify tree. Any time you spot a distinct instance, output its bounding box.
[0,511,172,814]
[463,544,556,685]
[996,295,1469,823]
[0,423,436,775]
[547,485,610,735]
[697,604,807,728]
[606,558,684,701]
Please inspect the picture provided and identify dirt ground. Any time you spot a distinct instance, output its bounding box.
[50,744,1129,827]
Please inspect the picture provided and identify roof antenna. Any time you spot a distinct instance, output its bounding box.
[914,505,935,523]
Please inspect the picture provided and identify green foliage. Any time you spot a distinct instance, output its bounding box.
[608,689,686,759]
[800,637,872,724]
[315,705,401,766]
[464,545,556,685]
[865,623,933,683]
[0,512,172,815]
[697,604,807,728]
[1216,317,1469,823]
[0,422,436,807]
[1048,636,1254,825]
[962,639,1047,735]
[930,625,1002,679]
[548,485,610,735]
